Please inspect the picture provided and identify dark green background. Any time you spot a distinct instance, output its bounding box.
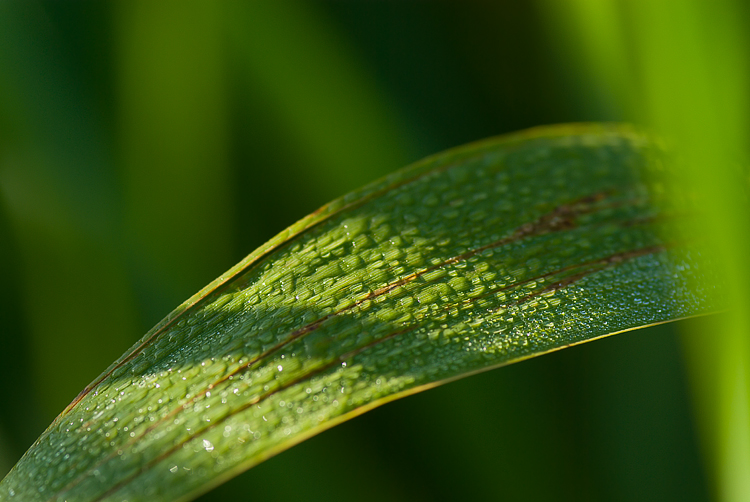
[0,2,714,500]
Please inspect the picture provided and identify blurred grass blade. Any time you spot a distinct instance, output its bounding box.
[626,2,750,500]
[225,0,415,201]
[0,0,139,420]
[0,124,721,502]
[536,0,636,120]
[539,2,750,498]
[116,0,235,314]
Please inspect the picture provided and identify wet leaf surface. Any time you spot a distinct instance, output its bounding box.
[0,124,721,502]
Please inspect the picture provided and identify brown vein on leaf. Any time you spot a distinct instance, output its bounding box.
[61,129,644,418]
[53,191,625,498]
[157,191,616,409]
[49,156,500,498]
[501,244,668,309]
[97,241,667,501]
[59,154,475,418]
[450,243,668,313]
[92,324,419,502]
[332,244,671,379]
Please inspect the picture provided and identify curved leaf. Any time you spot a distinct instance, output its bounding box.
[0,124,720,502]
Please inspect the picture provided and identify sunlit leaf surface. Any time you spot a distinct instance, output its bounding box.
[0,124,720,502]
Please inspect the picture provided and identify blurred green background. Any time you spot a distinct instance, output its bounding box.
[1,1,748,501]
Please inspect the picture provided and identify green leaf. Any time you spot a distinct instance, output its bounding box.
[0,124,720,502]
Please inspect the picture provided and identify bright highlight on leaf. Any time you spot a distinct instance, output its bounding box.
[0,124,720,502]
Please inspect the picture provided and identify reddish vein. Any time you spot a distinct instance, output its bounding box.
[54,190,639,499]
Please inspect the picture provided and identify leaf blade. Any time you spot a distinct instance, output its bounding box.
[0,123,720,502]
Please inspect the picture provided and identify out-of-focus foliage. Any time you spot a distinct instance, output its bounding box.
[0,1,747,501]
